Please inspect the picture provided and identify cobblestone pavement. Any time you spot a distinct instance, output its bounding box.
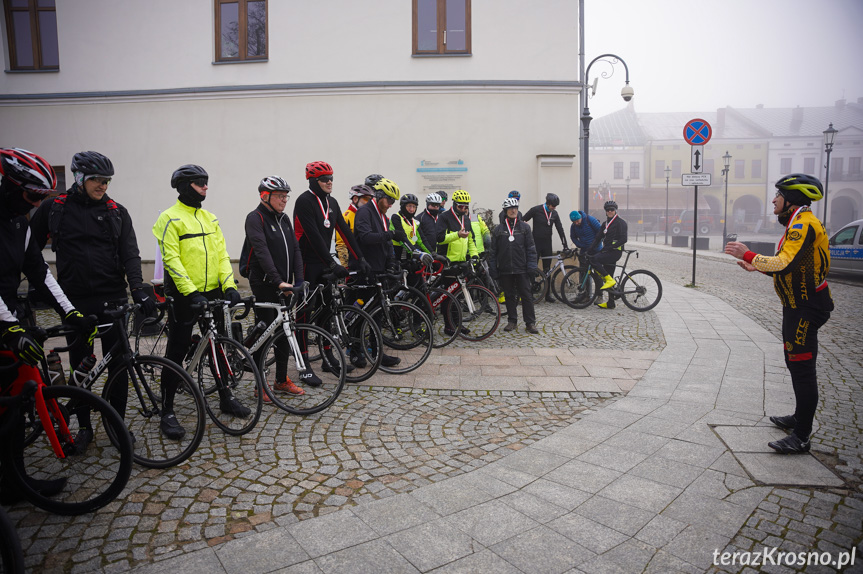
[629,245,863,573]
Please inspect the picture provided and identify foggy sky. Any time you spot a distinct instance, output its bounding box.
[584,0,863,115]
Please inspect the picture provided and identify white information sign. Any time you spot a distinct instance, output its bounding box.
[416,158,468,196]
[682,173,711,186]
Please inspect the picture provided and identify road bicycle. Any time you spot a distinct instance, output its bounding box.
[136,298,263,436]
[528,248,578,304]
[393,256,464,348]
[69,303,206,468]
[559,249,663,312]
[428,262,501,342]
[0,325,133,515]
[245,283,348,415]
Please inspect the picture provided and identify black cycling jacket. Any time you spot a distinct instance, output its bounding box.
[416,209,439,253]
[590,214,628,253]
[523,204,567,245]
[28,186,144,299]
[354,200,395,272]
[490,217,537,275]
[293,189,363,269]
[244,203,304,289]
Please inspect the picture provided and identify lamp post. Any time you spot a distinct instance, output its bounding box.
[625,176,631,211]
[722,151,731,246]
[823,123,837,231]
[664,165,671,244]
[581,54,633,217]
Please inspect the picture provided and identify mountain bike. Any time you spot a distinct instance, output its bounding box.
[528,248,578,303]
[559,249,662,312]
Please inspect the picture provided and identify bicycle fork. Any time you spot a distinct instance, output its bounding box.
[34,386,73,458]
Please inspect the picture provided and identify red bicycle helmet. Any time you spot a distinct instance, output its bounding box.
[305,161,333,180]
[0,148,57,195]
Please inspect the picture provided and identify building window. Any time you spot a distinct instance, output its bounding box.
[751,159,762,179]
[780,158,792,173]
[849,157,861,177]
[832,157,843,177]
[672,160,681,178]
[734,160,744,179]
[3,0,58,70]
[215,0,267,62]
[655,160,665,179]
[629,162,640,180]
[413,0,471,55]
[613,162,624,179]
[803,157,815,173]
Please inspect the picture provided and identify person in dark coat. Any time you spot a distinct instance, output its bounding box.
[490,197,538,334]
[589,200,628,309]
[523,192,569,302]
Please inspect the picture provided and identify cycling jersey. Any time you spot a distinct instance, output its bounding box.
[435,209,478,262]
[243,202,304,289]
[335,203,358,266]
[390,211,430,260]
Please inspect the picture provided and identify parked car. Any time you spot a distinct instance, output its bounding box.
[658,210,718,236]
[829,219,863,276]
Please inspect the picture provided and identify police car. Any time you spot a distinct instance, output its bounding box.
[829,219,863,276]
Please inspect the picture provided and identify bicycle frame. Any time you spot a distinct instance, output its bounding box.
[244,287,315,373]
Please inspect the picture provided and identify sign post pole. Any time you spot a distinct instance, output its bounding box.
[682,119,713,287]
[692,185,698,286]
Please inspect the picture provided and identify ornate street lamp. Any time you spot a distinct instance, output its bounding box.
[625,176,631,210]
[822,123,837,229]
[581,54,633,217]
[664,165,671,244]
[722,151,732,246]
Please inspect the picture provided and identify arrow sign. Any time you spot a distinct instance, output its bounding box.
[691,145,704,173]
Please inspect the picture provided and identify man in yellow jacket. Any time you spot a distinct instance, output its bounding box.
[153,164,249,440]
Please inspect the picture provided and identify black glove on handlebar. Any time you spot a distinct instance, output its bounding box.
[132,288,157,316]
[64,310,98,346]
[1,323,43,366]
[330,263,350,279]
[358,258,373,277]
[189,292,208,307]
[224,288,242,307]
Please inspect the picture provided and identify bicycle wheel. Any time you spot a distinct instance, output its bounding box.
[0,507,24,574]
[368,301,433,374]
[12,385,132,515]
[103,355,205,469]
[195,336,263,436]
[427,287,463,348]
[320,305,383,384]
[560,267,599,310]
[619,270,663,312]
[550,265,578,303]
[134,316,169,357]
[258,325,345,415]
[528,268,547,303]
[456,284,501,342]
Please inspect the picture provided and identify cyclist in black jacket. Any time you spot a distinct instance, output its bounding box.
[416,192,443,255]
[523,193,569,302]
[589,200,628,309]
[242,176,305,396]
[491,197,538,334]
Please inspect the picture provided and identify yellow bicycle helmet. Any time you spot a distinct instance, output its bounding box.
[373,178,401,201]
[775,173,824,205]
[451,189,471,204]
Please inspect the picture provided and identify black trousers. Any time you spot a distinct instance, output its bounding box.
[590,249,622,277]
[251,283,290,381]
[535,236,553,273]
[781,305,830,439]
[499,273,535,326]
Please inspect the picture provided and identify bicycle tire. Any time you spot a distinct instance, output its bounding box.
[12,385,133,515]
[550,264,578,303]
[103,355,205,469]
[560,267,599,309]
[456,284,501,342]
[257,324,346,415]
[528,268,547,304]
[134,316,170,357]
[368,301,433,375]
[317,305,383,384]
[195,336,263,436]
[619,270,663,312]
[426,287,463,348]
[0,506,24,574]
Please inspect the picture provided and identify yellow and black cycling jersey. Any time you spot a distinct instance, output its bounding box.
[743,208,833,310]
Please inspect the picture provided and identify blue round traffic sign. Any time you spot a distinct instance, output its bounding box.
[683,118,712,145]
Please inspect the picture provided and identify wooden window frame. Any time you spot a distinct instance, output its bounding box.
[214,0,268,63]
[412,0,471,56]
[3,0,58,70]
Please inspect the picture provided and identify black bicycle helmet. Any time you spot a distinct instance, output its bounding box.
[775,173,823,206]
[71,151,114,177]
[400,193,419,208]
[546,193,560,207]
[604,200,618,211]
[365,173,384,187]
[438,190,448,202]
[171,164,208,189]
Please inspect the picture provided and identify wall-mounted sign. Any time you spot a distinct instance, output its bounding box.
[416,158,468,196]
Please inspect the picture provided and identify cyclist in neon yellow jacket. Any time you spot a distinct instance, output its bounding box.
[153,164,248,440]
[435,189,478,262]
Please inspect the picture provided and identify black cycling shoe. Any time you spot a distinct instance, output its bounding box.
[769,414,797,432]
[322,356,354,375]
[160,412,186,441]
[298,369,323,387]
[220,395,251,418]
[503,322,517,332]
[349,351,368,369]
[72,427,93,455]
[768,434,810,454]
[381,354,401,367]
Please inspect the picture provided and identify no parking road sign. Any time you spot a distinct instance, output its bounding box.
[683,118,712,145]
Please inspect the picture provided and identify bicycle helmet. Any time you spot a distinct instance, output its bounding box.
[373,178,400,201]
[775,173,823,206]
[71,151,114,177]
[365,173,384,187]
[171,164,208,189]
[451,189,471,204]
[507,190,521,200]
[502,197,519,209]
[400,193,419,208]
[603,200,618,211]
[546,193,560,207]
[570,210,582,222]
[258,176,290,194]
[0,148,57,194]
[305,161,333,180]
[350,184,373,199]
[425,192,442,204]
[438,190,448,202]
